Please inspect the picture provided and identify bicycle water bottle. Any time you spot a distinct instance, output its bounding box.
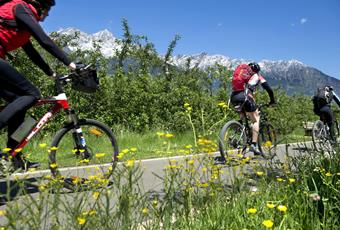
[11,116,37,142]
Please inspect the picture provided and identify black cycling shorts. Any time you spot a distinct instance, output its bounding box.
[230,91,257,112]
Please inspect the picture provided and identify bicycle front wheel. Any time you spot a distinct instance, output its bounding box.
[218,120,247,160]
[258,124,277,160]
[49,119,119,190]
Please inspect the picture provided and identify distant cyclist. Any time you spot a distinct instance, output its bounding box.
[230,62,276,156]
[0,0,76,170]
[312,85,340,143]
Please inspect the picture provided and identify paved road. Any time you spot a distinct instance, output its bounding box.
[1,141,313,196]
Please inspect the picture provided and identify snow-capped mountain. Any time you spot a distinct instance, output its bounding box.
[58,28,121,57]
[57,28,340,95]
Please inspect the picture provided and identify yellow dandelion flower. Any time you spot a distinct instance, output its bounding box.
[130,147,137,152]
[256,171,264,176]
[336,172,340,176]
[0,210,6,216]
[126,160,135,168]
[77,217,86,225]
[49,163,58,169]
[262,220,274,228]
[202,167,207,173]
[289,178,296,183]
[325,172,332,177]
[157,132,165,137]
[218,102,226,107]
[184,102,190,108]
[277,205,288,213]
[2,148,11,153]
[200,183,209,188]
[165,133,174,138]
[247,208,257,214]
[89,127,103,136]
[89,210,97,216]
[266,203,276,209]
[39,143,47,148]
[276,178,284,182]
[263,141,273,148]
[185,145,193,149]
[44,175,52,180]
[39,185,47,192]
[141,208,149,215]
[95,153,106,158]
[188,160,195,165]
[122,149,129,154]
[79,159,90,164]
[50,146,58,151]
[92,192,100,200]
[117,153,124,160]
[186,107,192,112]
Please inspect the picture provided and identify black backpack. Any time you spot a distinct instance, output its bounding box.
[314,86,333,106]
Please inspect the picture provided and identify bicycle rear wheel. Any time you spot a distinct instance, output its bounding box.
[49,119,119,190]
[258,124,277,160]
[218,120,247,160]
[312,120,332,152]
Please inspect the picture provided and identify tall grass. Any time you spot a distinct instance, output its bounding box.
[0,137,339,229]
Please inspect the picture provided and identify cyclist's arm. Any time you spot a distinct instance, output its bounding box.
[261,81,275,104]
[22,41,53,76]
[333,92,340,107]
[14,4,71,66]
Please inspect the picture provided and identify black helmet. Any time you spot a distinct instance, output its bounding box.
[32,0,55,10]
[248,62,261,73]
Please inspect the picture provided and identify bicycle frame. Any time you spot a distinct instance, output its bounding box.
[6,75,76,158]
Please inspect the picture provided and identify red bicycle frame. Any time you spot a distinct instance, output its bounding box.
[10,93,71,157]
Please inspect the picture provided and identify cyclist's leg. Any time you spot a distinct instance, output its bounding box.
[0,60,41,169]
[244,97,262,155]
[319,105,335,141]
[0,60,41,132]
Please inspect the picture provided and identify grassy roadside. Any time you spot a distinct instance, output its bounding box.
[0,134,338,229]
[0,127,313,170]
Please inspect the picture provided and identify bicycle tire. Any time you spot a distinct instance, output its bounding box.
[49,119,119,190]
[258,123,277,160]
[218,120,247,160]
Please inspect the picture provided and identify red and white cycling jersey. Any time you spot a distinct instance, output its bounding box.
[231,64,266,92]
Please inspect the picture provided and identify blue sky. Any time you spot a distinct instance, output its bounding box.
[43,0,340,78]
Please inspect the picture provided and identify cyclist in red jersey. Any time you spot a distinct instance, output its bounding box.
[0,0,76,170]
[230,62,276,155]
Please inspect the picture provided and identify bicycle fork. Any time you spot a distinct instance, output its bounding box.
[67,109,90,159]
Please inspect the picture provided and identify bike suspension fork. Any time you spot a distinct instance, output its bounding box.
[67,109,86,150]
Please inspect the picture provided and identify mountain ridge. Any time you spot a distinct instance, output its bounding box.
[57,28,340,95]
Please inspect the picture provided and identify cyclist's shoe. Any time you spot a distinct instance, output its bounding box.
[249,144,264,156]
[214,156,226,165]
[12,153,40,171]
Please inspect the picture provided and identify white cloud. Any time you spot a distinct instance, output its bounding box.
[300,18,308,25]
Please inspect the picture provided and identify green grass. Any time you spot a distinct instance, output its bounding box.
[0,127,314,170]
[0,130,199,170]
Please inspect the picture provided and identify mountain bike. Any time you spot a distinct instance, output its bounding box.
[0,66,119,190]
[311,112,339,152]
[218,104,277,162]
